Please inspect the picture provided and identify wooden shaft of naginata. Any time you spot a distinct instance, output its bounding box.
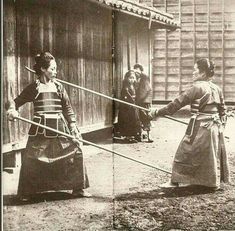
[163,115,188,125]
[24,66,189,126]
[58,79,191,126]
[16,115,172,174]
[58,79,150,112]
[25,66,148,111]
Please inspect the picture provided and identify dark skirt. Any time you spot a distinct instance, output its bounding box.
[117,104,141,137]
[18,135,89,197]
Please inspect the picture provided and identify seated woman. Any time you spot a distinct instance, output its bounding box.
[117,70,141,143]
[150,58,230,190]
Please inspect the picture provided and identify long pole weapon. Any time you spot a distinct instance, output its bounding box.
[25,66,232,139]
[54,83,233,139]
[15,115,172,174]
[24,66,188,126]
[58,78,188,125]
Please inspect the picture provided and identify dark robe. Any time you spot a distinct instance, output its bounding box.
[136,73,153,131]
[11,79,89,197]
[117,85,141,137]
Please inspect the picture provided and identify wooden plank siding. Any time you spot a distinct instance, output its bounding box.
[3,0,20,144]
[3,0,113,146]
[152,0,235,102]
[114,12,152,97]
[3,0,180,151]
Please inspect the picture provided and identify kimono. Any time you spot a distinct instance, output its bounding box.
[136,73,152,131]
[11,79,89,197]
[117,84,141,137]
[158,80,230,187]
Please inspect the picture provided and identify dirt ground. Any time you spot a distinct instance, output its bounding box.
[3,113,235,231]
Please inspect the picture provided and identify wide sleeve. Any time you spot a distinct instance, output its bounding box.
[60,85,76,124]
[137,76,152,102]
[5,82,37,110]
[157,85,199,116]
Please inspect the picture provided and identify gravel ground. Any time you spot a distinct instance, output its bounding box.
[3,114,235,231]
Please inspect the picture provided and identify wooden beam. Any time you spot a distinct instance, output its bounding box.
[207,0,210,59]
[127,28,130,70]
[193,0,196,64]
[148,0,153,81]
[148,30,152,83]
[222,0,225,94]
[164,0,168,100]
[178,0,182,94]
[135,29,138,64]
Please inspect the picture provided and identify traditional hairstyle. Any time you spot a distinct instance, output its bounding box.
[122,70,136,88]
[133,63,144,72]
[196,58,215,78]
[33,51,55,76]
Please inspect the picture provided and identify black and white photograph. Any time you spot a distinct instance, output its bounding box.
[2,0,235,230]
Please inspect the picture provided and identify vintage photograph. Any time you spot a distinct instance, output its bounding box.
[2,0,235,230]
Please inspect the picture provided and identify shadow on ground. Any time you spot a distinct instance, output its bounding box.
[3,192,112,206]
[115,185,222,201]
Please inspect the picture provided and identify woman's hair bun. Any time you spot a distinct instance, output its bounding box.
[208,60,215,77]
[209,60,215,70]
[197,58,215,78]
[33,52,54,76]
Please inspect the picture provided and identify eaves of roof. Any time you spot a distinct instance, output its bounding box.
[89,0,180,30]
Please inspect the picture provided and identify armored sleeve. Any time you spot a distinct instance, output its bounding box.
[60,85,76,123]
[157,85,199,116]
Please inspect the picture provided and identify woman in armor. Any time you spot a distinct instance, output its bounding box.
[150,58,230,190]
[7,52,90,201]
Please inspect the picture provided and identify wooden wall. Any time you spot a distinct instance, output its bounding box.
[114,12,152,98]
[3,0,113,145]
[152,0,235,102]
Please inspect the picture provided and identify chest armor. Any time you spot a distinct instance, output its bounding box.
[34,82,62,114]
[29,82,69,137]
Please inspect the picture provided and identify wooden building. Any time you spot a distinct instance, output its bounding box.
[3,0,178,170]
[152,0,235,103]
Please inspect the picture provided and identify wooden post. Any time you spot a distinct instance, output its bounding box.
[12,143,21,170]
[148,29,152,84]
[80,0,85,126]
[222,0,225,95]
[148,0,154,81]
[164,0,168,100]
[135,30,138,64]
[127,28,131,70]
[178,0,182,94]
[193,0,196,65]
[207,0,210,59]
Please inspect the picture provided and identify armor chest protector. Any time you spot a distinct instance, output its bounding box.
[29,82,69,137]
[34,82,62,114]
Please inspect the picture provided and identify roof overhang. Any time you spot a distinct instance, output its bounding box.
[88,0,180,31]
